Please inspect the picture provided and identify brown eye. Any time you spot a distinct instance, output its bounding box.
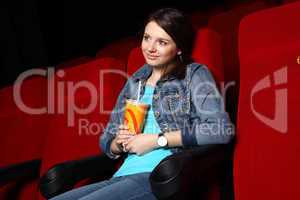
[159,40,167,46]
[143,35,150,41]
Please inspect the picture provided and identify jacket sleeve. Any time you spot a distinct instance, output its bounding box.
[99,79,130,159]
[180,65,235,147]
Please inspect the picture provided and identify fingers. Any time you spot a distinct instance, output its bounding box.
[118,124,135,137]
[115,124,135,153]
[115,138,127,144]
[116,133,132,140]
[122,136,136,153]
[118,124,130,134]
[119,124,129,130]
[123,142,131,153]
[122,143,127,152]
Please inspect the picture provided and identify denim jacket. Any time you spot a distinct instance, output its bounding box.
[100,62,235,159]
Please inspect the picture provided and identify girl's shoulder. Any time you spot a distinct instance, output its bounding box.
[130,64,151,82]
[186,62,213,82]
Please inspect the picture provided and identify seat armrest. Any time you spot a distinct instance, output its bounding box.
[150,144,234,199]
[0,159,41,187]
[39,154,118,199]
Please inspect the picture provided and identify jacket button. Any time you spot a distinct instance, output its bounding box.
[155,111,160,118]
[162,124,169,131]
[153,94,159,100]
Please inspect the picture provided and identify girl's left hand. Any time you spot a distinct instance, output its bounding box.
[123,134,158,156]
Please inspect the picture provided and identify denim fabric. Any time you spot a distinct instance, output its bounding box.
[100,62,235,159]
[49,172,156,200]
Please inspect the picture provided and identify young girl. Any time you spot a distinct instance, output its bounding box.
[50,8,234,200]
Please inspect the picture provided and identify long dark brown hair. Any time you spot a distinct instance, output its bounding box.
[144,8,196,80]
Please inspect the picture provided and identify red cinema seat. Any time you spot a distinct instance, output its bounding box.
[192,28,224,84]
[236,2,300,200]
[126,46,145,76]
[38,58,126,200]
[208,1,269,122]
[208,1,268,83]
[38,28,231,200]
[0,72,49,200]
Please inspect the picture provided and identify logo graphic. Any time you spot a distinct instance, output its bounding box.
[124,108,140,133]
[250,67,288,133]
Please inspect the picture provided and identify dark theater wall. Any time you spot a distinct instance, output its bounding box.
[0,0,225,88]
[0,0,48,87]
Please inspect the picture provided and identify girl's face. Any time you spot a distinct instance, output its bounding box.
[141,21,179,67]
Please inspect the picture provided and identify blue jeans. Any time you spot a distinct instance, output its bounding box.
[49,172,157,200]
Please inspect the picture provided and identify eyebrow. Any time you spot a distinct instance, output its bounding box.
[144,32,171,42]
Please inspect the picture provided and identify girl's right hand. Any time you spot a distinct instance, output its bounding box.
[115,124,134,148]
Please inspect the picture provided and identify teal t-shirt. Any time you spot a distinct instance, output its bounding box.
[113,85,172,177]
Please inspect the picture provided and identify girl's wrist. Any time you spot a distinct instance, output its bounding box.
[151,134,160,149]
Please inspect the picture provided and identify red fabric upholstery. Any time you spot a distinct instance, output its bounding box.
[0,181,39,200]
[208,1,270,122]
[38,58,126,199]
[236,2,300,200]
[0,73,49,200]
[96,37,139,63]
[126,46,145,76]
[208,1,268,83]
[192,28,224,83]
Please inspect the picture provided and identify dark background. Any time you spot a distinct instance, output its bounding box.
[0,0,280,88]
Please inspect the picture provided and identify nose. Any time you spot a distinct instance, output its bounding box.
[147,42,157,53]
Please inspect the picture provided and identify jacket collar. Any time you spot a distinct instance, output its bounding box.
[131,64,177,82]
[131,64,152,82]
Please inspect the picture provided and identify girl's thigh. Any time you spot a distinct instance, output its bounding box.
[78,172,157,200]
[49,176,124,200]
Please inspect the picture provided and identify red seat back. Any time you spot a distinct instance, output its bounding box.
[236,2,300,199]
[126,46,145,76]
[38,58,126,199]
[192,28,224,83]
[96,37,139,63]
[208,1,268,83]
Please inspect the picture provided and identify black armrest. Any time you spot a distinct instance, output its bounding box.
[0,159,41,187]
[39,144,233,199]
[39,154,118,199]
[150,144,234,199]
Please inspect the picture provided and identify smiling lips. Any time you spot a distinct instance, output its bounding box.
[146,54,159,60]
